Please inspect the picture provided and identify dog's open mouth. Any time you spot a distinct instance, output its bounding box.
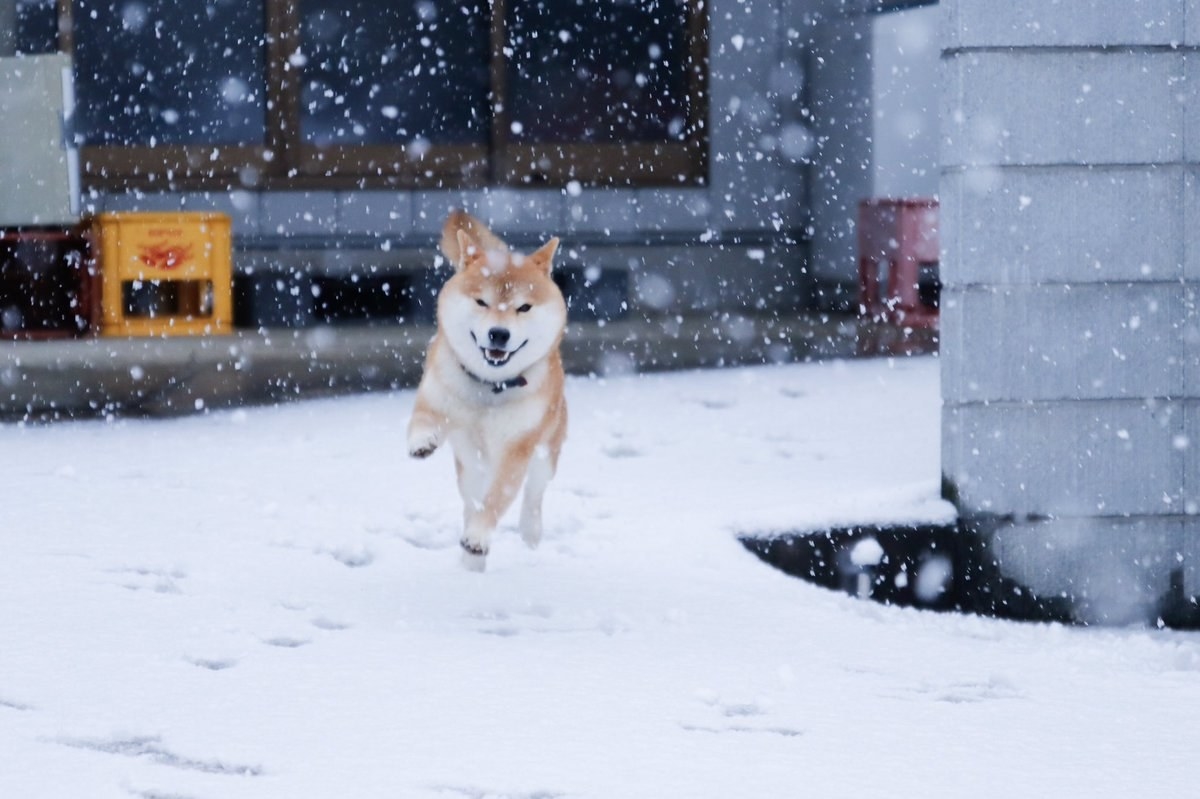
[481,347,513,367]
[470,332,527,368]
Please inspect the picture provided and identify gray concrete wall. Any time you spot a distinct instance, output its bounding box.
[939,0,1200,623]
[786,0,940,311]
[805,13,875,310]
[871,4,939,199]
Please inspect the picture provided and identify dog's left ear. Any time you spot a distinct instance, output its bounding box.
[455,229,486,272]
[527,237,559,275]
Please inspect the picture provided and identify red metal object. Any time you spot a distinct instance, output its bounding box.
[0,227,98,340]
[857,198,939,329]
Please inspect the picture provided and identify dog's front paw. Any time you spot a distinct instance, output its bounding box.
[407,429,440,459]
[459,538,488,572]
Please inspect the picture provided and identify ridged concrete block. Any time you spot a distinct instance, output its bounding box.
[1187,58,1200,166]
[941,284,1185,403]
[943,50,1184,167]
[943,0,1185,49]
[336,192,412,236]
[943,399,1186,517]
[989,516,1186,625]
[563,189,639,235]
[940,166,1184,287]
[1186,402,1200,514]
[634,189,712,234]
[1188,170,1200,282]
[411,190,484,236]
[1184,516,1200,600]
[1185,56,1195,163]
[1188,284,1200,397]
[473,189,563,236]
[410,189,563,240]
[261,191,337,237]
[615,243,801,314]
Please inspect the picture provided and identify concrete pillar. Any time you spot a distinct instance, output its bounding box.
[807,13,875,310]
[939,0,1199,623]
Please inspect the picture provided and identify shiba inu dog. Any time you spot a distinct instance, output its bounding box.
[407,210,568,571]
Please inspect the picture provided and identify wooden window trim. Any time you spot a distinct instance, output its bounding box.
[71,0,709,193]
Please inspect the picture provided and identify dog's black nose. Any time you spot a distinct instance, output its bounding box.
[487,327,510,348]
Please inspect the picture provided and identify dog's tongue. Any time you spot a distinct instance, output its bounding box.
[486,348,507,361]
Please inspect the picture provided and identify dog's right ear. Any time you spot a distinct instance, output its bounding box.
[454,229,486,272]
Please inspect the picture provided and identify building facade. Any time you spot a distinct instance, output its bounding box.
[1,0,930,319]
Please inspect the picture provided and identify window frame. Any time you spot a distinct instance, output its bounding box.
[64,0,708,193]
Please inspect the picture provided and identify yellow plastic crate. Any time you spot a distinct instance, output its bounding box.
[92,212,232,337]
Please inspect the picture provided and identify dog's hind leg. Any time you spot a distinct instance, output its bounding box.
[519,445,555,549]
[460,440,536,569]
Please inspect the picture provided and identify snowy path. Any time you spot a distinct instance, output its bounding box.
[1,357,1196,798]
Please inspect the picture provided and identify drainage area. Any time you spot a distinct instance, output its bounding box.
[740,523,1200,629]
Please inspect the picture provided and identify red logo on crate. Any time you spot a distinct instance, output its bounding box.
[137,243,194,271]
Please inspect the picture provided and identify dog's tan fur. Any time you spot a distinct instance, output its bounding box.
[407,210,568,570]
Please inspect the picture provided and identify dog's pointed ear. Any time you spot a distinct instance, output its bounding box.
[454,229,486,272]
[527,237,559,275]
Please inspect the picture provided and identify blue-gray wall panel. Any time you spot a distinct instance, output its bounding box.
[261,191,337,237]
[1185,169,1200,283]
[943,399,1185,517]
[942,284,1185,403]
[336,192,412,236]
[941,166,1184,286]
[945,0,1185,49]
[563,189,640,236]
[1186,402,1200,514]
[943,50,1184,168]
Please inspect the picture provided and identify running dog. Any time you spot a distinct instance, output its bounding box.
[407,210,568,571]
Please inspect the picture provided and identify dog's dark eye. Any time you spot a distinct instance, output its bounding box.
[475,298,488,308]
[516,303,532,313]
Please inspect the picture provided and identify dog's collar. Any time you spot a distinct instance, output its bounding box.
[461,364,528,394]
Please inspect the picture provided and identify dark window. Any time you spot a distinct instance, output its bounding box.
[506,0,690,144]
[298,0,489,147]
[14,0,60,54]
[65,0,706,190]
[72,0,267,147]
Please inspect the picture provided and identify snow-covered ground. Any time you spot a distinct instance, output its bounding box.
[2,356,1196,798]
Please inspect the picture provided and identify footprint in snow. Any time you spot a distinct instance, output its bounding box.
[679,723,803,738]
[56,734,263,777]
[262,636,310,649]
[602,442,642,459]
[682,695,803,737]
[186,657,238,671]
[433,784,564,799]
[310,617,351,632]
[690,397,735,410]
[109,566,187,595]
[321,545,375,568]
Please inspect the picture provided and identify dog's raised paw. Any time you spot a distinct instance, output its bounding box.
[407,427,440,458]
[409,444,437,459]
